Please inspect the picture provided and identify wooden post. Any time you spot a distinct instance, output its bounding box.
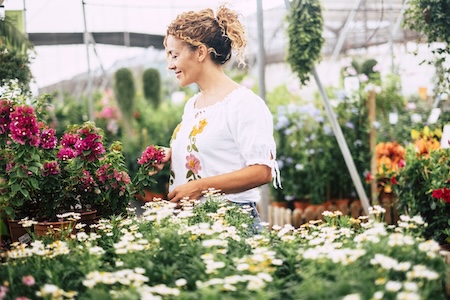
[368,90,378,204]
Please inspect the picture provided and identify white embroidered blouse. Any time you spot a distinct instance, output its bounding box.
[169,86,281,203]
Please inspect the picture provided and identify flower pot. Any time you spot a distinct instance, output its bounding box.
[77,210,97,233]
[293,199,309,210]
[135,189,166,202]
[79,210,97,224]
[6,218,32,244]
[271,201,289,208]
[34,220,74,238]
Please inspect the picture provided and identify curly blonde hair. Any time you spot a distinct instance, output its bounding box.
[164,5,247,67]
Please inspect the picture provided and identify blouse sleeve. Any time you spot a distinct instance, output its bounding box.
[225,89,282,188]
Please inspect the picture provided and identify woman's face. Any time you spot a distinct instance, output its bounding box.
[165,35,200,87]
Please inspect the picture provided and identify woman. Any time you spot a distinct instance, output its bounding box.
[156,5,280,226]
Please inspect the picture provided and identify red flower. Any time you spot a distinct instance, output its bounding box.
[432,187,450,203]
[365,172,372,183]
[390,176,398,185]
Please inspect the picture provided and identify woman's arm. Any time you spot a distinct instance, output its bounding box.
[167,164,272,203]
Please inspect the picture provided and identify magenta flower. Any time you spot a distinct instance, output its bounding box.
[22,275,35,286]
[185,154,201,174]
[138,145,165,165]
[60,133,79,148]
[74,126,105,162]
[8,105,40,146]
[57,147,77,161]
[40,127,57,149]
[79,170,97,192]
[42,161,60,177]
[96,164,131,193]
[0,99,13,135]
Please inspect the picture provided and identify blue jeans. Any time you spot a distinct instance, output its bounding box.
[232,201,262,234]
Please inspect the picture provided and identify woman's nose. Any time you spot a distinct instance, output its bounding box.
[168,60,175,70]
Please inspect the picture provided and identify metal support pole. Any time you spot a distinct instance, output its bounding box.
[256,0,269,222]
[388,0,395,73]
[82,0,94,121]
[330,0,363,63]
[284,0,370,215]
[22,0,27,37]
[312,68,370,215]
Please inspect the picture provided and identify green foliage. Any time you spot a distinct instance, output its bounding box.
[0,45,32,93]
[142,68,162,109]
[286,0,325,85]
[403,0,450,46]
[113,68,136,120]
[395,147,450,244]
[270,84,371,203]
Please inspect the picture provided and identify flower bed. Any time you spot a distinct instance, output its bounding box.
[0,193,448,299]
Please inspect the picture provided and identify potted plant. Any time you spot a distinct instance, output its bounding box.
[395,131,450,244]
[0,82,134,241]
[132,144,166,201]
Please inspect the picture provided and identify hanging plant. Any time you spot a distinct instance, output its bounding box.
[286,0,325,85]
[403,0,450,94]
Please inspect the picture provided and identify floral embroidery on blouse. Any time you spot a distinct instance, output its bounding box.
[187,118,208,152]
[170,123,181,145]
[190,119,208,137]
[185,153,202,181]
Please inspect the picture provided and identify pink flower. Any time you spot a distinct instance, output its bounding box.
[9,105,40,146]
[0,99,13,135]
[79,170,97,192]
[185,154,201,174]
[74,127,105,162]
[39,127,57,149]
[22,275,35,286]
[16,297,30,300]
[0,285,8,299]
[57,147,77,161]
[60,133,79,148]
[138,145,165,166]
[42,161,60,176]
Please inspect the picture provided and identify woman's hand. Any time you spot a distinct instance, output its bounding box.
[167,180,204,203]
[149,147,171,176]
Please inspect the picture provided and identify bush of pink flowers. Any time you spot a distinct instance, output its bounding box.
[0,83,133,222]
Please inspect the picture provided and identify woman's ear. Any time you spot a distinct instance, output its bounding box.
[197,44,208,62]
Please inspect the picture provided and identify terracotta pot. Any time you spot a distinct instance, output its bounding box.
[77,210,98,232]
[7,218,33,243]
[34,220,74,238]
[271,201,289,208]
[135,190,166,202]
[293,200,309,210]
[79,210,97,223]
